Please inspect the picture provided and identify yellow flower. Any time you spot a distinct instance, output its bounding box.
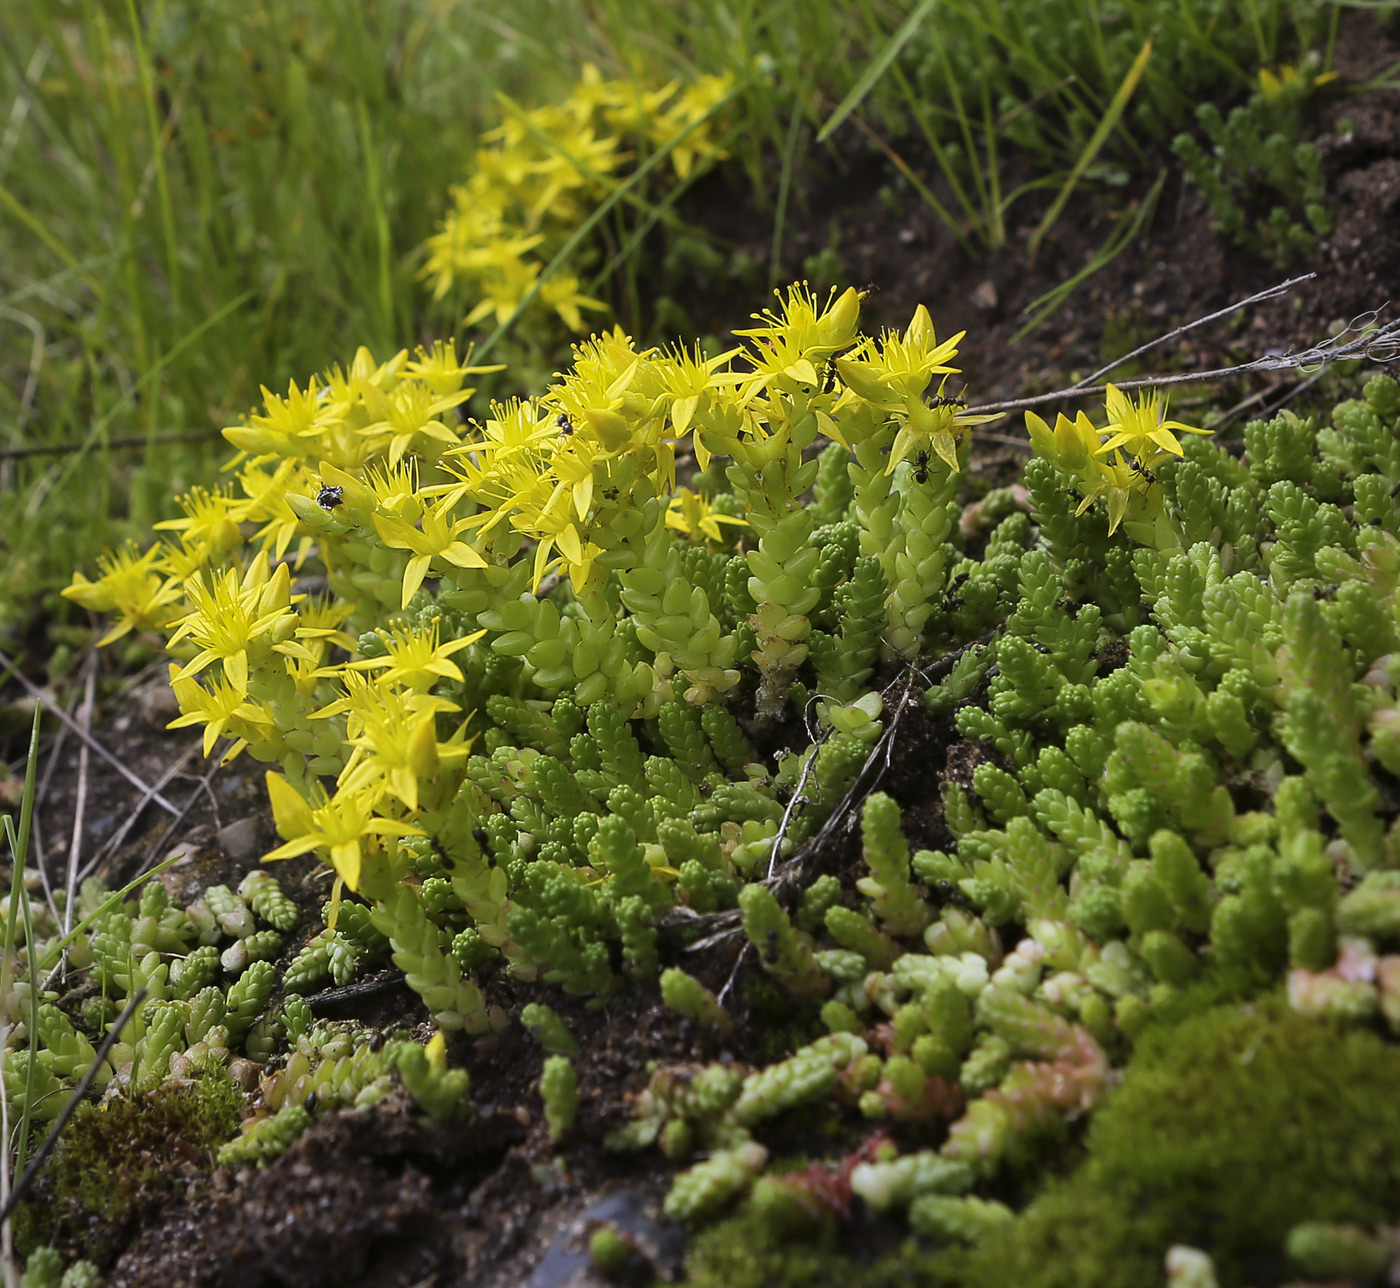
[236,460,316,565]
[62,543,183,645]
[166,663,272,759]
[836,306,963,406]
[732,284,863,404]
[465,252,543,329]
[1025,408,1102,474]
[263,772,422,892]
[403,338,504,396]
[344,619,484,692]
[359,380,470,468]
[371,493,488,609]
[1074,452,1146,535]
[153,486,244,561]
[1097,384,1210,461]
[539,273,608,333]
[647,342,742,438]
[321,346,410,424]
[666,487,748,545]
[223,377,341,461]
[887,383,998,475]
[650,72,734,179]
[325,674,471,813]
[166,554,299,695]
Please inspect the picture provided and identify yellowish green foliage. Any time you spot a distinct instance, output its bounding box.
[63,286,1208,918]
[419,65,734,333]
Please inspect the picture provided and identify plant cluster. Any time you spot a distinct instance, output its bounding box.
[905,0,1329,163]
[1173,56,1334,267]
[853,0,1333,251]
[56,279,1400,1280]
[0,861,470,1279]
[419,65,734,338]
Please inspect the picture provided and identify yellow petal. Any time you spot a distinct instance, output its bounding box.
[266,771,316,840]
[402,555,432,609]
[330,840,362,891]
[671,394,699,436]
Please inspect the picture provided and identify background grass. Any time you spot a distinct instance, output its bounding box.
[0,0,1337,663]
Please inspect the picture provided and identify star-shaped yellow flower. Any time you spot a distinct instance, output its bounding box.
[1097,384,1210,460]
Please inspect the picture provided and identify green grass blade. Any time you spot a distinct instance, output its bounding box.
[1015,167,1166,341]
[3,817,40,1181]
[31,290,253,520]
[1,706,42,1190]
[769,83,810,294]
[0,180,90,287]
[816,0,938,144]
[1028,33,1155,261]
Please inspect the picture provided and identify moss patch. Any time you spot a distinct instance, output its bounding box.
[684,1205,958,1288]
[964,999,1400,1288]
[19,1070,242,1266]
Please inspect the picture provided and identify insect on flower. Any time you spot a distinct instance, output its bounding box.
[556,413,574,435]
[911,449,932,484]
[927,393,967,410]
[317,484,344,510]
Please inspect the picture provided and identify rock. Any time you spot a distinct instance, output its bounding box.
[217,816,263,863]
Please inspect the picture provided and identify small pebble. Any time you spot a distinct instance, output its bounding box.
[217,816,262,863]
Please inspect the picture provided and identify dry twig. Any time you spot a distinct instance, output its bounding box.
[0,650,181,817]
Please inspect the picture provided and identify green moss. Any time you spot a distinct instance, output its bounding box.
[684,1205,959,1288]
[964,999,1400,1288]
[19,1070,243,1265]
[740,972,826,1065]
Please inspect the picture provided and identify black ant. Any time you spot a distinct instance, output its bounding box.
[556,413,573,435]
[317,484,344,510]
[911,449,932,484]
[927,393,967,410]
[1129,459,1156,485]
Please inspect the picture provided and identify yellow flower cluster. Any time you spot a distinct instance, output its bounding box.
[66,282,1202,900]
[419,65,734,332]
[65,285,992,892]
[1025,384,1209,541]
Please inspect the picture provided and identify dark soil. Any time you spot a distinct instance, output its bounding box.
[5,10,1400,1287]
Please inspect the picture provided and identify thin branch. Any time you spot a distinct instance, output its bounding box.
[1070,273,1318,390]
[0,430,214,464]
[715,940,750,1008]
[0,989,146,1227]
[60,657,97,975]
[0,651,182,817]
[688,663,932,959]
[80,740,203,879]
[767,732,823,881]
[967,309,1400,418]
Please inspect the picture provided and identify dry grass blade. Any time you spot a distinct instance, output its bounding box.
[1070,273,1317,389]
[80,740,204,879]
[0,650,181,816]
[61,653,96,942]
[969,307,1400,418]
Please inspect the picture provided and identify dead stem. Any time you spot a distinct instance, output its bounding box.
[968,307,1400,418]
[0,650,182,817]
[1070,273,1318,390]
[62,655,97,945]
